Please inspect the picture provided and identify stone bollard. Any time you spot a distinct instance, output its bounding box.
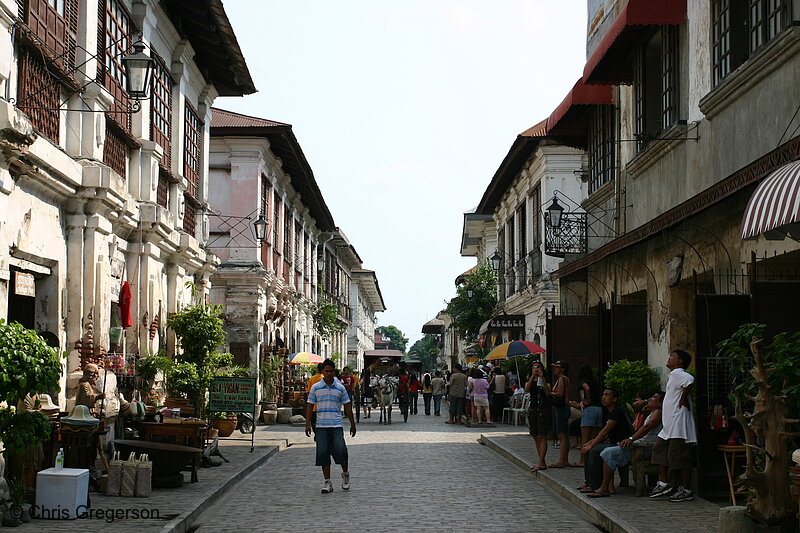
[718,506,755,533]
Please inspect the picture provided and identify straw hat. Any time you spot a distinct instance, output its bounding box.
[61,405,99,425]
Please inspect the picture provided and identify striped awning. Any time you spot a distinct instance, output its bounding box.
[740,159,800,239]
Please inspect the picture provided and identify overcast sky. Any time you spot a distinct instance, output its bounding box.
[217,1,588,346]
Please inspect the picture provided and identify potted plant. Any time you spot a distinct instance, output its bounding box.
[603,359,661,417]
[0,320,63,487]
[166,283,230,421]
[259,355,283,408]
[5,477,30,524]
[208,412,237,437]
[717,323,800,529]
[136,352,172,406]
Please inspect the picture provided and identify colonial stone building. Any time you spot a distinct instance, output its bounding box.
[461,119,590,353]
[208,109,385,383]
[347,269,386,371]
[0,0,254,405]
[544,0,800,496]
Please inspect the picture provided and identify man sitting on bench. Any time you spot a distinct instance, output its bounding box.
[588,391,664,497]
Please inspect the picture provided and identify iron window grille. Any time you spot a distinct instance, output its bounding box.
[589,105,615,193]
[712,0,791,86]
[544,212,588,258]
[183,101,202,199]
[661,25,680,131]
[633,26,680,154]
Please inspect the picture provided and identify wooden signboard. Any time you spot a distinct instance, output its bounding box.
[15,272,35,297]
[208,377,256,413]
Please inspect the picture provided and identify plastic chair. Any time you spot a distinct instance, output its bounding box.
[504,392,529,425]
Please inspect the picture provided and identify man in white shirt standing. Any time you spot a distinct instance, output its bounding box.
[649,349,697,502]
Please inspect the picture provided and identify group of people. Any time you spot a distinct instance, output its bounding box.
[525,350,698,503]
[302,349,697,502]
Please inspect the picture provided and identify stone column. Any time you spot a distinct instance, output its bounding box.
[65,214,86,371]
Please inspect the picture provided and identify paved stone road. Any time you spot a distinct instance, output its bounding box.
[191,412,600,533]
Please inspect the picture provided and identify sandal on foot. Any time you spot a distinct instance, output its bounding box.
[579,487,596,493]
[548,463,567,468]
[530,465,547,472]
[587,491,611,498]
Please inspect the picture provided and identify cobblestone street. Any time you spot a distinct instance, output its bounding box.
[191,411,600,533]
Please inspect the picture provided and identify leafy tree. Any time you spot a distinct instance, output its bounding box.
[407,335,438,371]
[0,320,63,461]
[315,287,344,341]
[376,325,408,353]
[166,283,233,419]
[446,263,497,341]
[603,359,660,408]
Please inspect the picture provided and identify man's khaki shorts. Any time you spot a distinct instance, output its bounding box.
[652,437,693,470]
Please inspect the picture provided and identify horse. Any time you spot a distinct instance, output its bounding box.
[371,375,397,424]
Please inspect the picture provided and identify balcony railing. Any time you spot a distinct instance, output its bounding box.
[544,213,588,257]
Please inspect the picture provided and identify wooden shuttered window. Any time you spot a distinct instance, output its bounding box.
[183,197,195,236]
[17,47,61,141]
[103,122,127,178]
[283,206,292,283]
[150,55,173,171]
[98,0,133,132]
[272,192,281,273]
[20,0,79,71]
[183,101,202,199]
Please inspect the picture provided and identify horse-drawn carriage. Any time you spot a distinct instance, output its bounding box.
[356,349,406,424]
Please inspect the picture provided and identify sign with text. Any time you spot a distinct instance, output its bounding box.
[15,272,35,297]
[208,377,256,413]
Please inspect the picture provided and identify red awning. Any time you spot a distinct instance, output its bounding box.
[546,78,614,140]
[740,160,800,239]
[583,0,686,85]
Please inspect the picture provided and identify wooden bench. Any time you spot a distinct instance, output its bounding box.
[631,443,659,496]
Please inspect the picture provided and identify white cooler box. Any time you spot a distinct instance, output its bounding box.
[36,468,89,519]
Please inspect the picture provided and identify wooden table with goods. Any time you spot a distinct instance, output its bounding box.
[140,421,207,449]
[718,444,748,505]
[114,439,202,485]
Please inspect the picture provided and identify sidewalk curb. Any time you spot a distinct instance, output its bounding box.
[480,434,642,533]
[159,439,287,533]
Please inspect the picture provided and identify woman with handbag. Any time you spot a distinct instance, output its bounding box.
[525,361,552,472]
[547,360,571,468]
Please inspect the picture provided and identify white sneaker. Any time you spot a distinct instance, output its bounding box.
[669,486,694,502]
[341,472,350,490]
[321,480,333,494]
[649,481,673,498]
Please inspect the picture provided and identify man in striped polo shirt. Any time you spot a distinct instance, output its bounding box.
[305,358,357,493]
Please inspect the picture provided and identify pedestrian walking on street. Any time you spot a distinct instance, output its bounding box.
[650,349,697,502]
[470,368,491,424]
[488,366,507,424]
[525,360,552,472]
[446,364,467,424]
[422,372,433,415]
[409,372,420,415]
[305,358,357,494]
[431,370,445,416]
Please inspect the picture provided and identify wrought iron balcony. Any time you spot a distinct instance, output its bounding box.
[544,212,588,258]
